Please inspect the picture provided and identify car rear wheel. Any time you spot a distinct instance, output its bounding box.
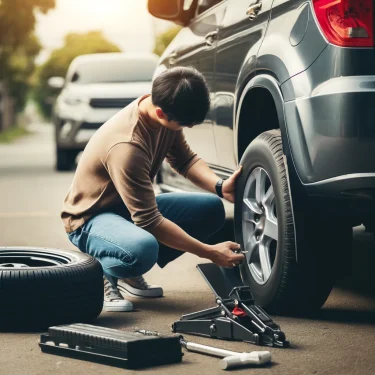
[56,148,78,171]
[235,130,352,314]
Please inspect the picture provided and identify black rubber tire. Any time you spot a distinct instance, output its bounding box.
[235,130,352,315]
[0,247,103,330]
[56,148,78,171]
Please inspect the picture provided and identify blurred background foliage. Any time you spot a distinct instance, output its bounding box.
[0,0,181,124]
[33,31,121,118]
[0,0,55,112]
[153,26,181,56]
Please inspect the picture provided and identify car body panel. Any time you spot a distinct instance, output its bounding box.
[214,0,274,170]
[234,74,291,158]
[153,0,375,219]
[158,2,228,166]
[281,45,375,101]
[256,1,327,84]
[281,44,375,187]
[148,0,375,309]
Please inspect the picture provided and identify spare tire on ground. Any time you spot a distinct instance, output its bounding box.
[0,247,103,330]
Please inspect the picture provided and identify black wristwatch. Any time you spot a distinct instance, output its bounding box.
[215,179,226,198]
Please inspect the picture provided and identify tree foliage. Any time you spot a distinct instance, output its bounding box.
[153,26,181,56]
[6,34,42,111]
[0,0,55,112]
[0,0,54,50]
[34,31,121,118]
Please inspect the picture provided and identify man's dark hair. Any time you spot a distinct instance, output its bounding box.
[152,67,210,126]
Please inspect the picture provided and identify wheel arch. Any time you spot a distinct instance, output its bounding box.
[234,74,291,163]
[234,74,302,262]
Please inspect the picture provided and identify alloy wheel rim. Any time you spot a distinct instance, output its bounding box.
[242,167,278,285]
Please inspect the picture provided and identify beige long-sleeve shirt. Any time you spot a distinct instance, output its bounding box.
[61,95,200,233]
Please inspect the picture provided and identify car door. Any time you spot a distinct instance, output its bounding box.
[213,0,274,170]
[164,0,227,166]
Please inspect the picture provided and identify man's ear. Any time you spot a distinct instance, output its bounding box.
[155,107,166,120]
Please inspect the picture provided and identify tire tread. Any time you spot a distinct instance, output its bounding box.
[237,130,351,314]
[0,247,103,330]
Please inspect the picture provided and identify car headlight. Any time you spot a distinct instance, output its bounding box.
[63,96,89,106]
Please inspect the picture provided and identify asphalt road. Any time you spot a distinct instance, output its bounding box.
[0,124,375,375]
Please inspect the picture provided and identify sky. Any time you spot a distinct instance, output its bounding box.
[35,0,171,64]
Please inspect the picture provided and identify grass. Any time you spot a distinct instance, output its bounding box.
[0,126,31,144]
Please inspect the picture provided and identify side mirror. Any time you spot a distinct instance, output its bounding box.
[148,0,195,25]
[48,77,65,89]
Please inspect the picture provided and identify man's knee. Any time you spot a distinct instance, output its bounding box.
[203,194,226,231]
[102,231,159,279]
[130,232,159,275]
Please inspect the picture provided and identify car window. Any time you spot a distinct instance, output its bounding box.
[197,0,222,15]
[67,58,157,84]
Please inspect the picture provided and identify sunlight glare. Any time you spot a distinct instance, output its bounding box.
[78,0,122,24]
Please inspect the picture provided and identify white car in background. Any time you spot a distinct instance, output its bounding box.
[49,53,158,171]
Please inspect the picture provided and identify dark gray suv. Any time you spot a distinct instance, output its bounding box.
[148,0,374,313]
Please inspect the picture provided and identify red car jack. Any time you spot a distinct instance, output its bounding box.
[172,263,289,348]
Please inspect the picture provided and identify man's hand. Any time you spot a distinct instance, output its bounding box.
[222,166,243,203]
[206,241,245,268]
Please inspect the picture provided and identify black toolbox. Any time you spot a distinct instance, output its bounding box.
[39,323,183,369]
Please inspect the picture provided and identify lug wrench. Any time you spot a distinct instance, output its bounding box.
[179,336,271,370]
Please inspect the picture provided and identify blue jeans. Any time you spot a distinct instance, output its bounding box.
[68,193,226,284]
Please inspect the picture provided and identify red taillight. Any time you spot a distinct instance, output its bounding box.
[312,0,373,47]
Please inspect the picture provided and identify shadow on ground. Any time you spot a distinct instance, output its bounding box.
[315,307,375,324]
[210,218,375,324]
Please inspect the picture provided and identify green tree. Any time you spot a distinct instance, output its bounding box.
[0,0,54,50]
[0,0,55,112]
[34,31,121,118]
[153,26,181,56]
[5,34,42,111]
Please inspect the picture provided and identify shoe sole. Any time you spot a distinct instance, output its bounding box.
[103,307,133,312]
[103,302,133,312]
[118,284,163,299]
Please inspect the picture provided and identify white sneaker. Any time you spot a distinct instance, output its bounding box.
[118,276,163,298]
[104,278,133,312]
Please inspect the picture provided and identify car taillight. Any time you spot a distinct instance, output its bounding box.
[312,0,373,47]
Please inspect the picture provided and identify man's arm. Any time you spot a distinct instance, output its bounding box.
[186,160,243,203]
[148,219,244,268]
[185,159,220,194]
[105,143,244,267]
[166,129,242,202]
[166,129,201,176]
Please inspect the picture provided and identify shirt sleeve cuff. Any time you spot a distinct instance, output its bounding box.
[138,214,165,231]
